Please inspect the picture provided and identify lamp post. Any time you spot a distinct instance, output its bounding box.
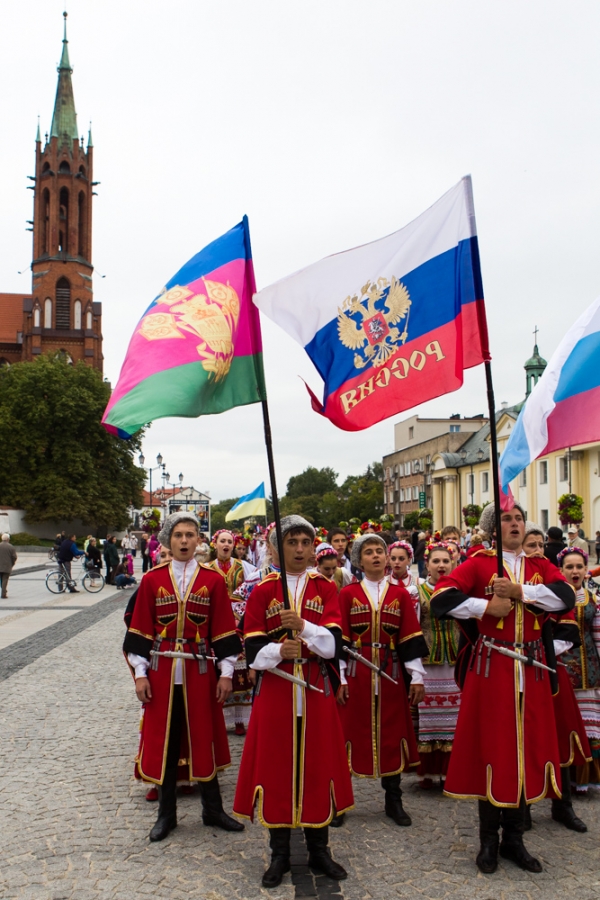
[165,472,184,514]
[138,452,166,509]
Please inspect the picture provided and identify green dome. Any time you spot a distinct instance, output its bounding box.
[525,344,547,369]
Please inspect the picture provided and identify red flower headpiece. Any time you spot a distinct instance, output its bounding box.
[389,540,414,561]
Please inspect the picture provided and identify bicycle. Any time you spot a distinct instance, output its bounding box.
[46,558,105,594]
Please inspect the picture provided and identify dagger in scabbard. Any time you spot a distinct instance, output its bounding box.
[343,645,398,685]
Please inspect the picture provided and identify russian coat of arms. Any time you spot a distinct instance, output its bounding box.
[337,276,411,369]
[138,280,240,382]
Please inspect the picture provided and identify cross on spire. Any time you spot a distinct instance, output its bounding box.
[533,325,539,345]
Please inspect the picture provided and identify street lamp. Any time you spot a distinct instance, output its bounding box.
[138,452,166,509]
[165,472,184,514]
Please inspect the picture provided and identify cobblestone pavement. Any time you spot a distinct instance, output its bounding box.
[1,605,600,900]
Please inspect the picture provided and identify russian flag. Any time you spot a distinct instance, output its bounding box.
[253,177,489,431]
[500,296,600,493]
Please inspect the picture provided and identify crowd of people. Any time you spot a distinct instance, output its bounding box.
[118,509,599,887]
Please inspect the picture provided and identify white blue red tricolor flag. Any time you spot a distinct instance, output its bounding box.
[500,296,600,493]
[253,177,489,430]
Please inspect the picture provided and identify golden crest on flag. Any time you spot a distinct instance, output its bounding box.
[337,277,411,369]
[138,280,240,382]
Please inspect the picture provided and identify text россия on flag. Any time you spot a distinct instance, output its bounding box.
[253,177,489,431]
[500,295,600,494]
[102,217,266,439]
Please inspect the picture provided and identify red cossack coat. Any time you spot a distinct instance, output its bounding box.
[338,580,428,777]
[431,551,574,806]
[233,572,354,828]
[125,562,241,784]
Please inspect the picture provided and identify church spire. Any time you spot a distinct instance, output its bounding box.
[524,326,547,398]
[50,12,78,145]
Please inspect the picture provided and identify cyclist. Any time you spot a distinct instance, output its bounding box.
[57,534,85,593]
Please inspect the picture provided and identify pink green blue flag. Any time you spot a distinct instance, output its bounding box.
[102,217,265,438]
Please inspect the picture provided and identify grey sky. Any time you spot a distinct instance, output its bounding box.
[3,0,600,503]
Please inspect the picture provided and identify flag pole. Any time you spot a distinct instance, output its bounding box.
[465,176,503,578]
[241,215,293,622]
[261,398,293,625]
[484,361,504,577]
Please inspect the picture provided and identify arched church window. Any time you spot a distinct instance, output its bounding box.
[78,192,86,257]
[0,358,10,367]
[42,189,50,254]
[59,160,71,173]
[74,300,82,330]
[79,165,86,176]
[58,349,73,365]
[58,187,69,253]
[33,306,41,328]
[55,278,70,329]
[44,298,52,329]
[86,307,93,330]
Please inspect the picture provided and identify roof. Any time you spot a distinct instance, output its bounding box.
[50,14,79,144]
[525,343,547,369]
[0,294,27,343]
[438,405,523,468]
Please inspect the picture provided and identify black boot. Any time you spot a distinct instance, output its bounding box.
[305,826,348,880]
[523,804,532,831]
[149,767,178,841]
[500,798,542,873]
[330,813,345,828]
[552,767,587,832]
[262,828,291,889]
[382,774,411,826]
[199,775,244,832]
[476,800,500,874]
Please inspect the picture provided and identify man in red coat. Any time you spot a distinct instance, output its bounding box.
[431,502,574,875]
[124,513,244,842]
[336,533,428,827]
[233,515,353,889]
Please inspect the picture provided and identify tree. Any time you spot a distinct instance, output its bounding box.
[286,467,338,499]
[0,355,145,529]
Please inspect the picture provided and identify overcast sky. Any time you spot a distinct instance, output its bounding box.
[3,1,600,503]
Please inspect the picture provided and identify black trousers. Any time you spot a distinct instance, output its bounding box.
[164,685,186,775]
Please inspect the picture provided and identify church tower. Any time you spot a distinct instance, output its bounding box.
[524,328,547,398]
[21,13,103,371]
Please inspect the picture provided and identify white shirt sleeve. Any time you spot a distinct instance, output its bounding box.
[522,583,569,610]
[218,655,238,678]
[127,653,149,679]
[339,658,347,685]
[404,657,426,684]
[447,597,488,620]
[553,640,573,656]
[251,642,284,671]
[299,618,336,659]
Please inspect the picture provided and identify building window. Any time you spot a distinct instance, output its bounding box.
[404,462,411,476]
[86,308,92,330]
[74,300,82,330]
[58,187,69,254]
[44,298,52,328]
[78,191,86,257]
[412,486,419,500]
[482,471,489,493]
[541,509,549,532]
[539,460,548,484]
[468,473,474,498]
[559,457,568,482]
[519,469,527,487]
[400,488,404,502]
[56,278,71,329]
[449,424,461,432]
[408,426,414,439]
[33,307,40,328]
[42,189,50,254]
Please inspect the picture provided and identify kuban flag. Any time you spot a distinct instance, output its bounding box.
[253,177,489,431]
[500,296,600,493]
[102,217,265,438]
[225,482,267,522]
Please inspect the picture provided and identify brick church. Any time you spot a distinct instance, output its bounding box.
[0,14,103,371]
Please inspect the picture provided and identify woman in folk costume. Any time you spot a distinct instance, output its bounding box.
[234,516,352,889]
[208,529,253,735]
[336,534,428,828]
[416,541,462,789]
[388,541,419,610]
[431,503,574,875]
[315,542,344,591]
[557,546,600,793]
[522,527,590,833]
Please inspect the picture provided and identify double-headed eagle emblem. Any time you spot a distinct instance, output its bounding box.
[138,280,240,382]
[337,276,411,369]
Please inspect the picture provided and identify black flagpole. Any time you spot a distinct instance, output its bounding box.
[465,177,503,578]
[484,360,504,577]
[261,399,294,637]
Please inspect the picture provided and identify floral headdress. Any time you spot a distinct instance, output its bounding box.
[211,528,234,549]
[315,542,338,562]
[360,520,382,533]
[424,540,451,559]
[234,533,250,547]
[388,540,414,560]
[314,526,329,546]
[557,545,589,566]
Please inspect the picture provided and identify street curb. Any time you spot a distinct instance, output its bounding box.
[11,564,49,577]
